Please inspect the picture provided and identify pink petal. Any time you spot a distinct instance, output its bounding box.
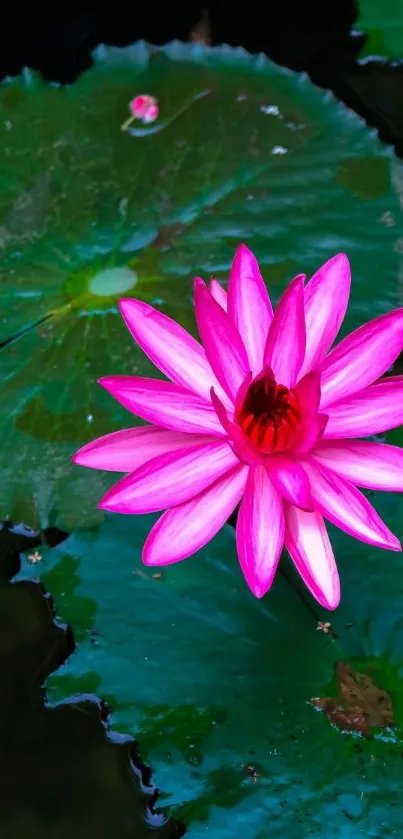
[263,275,306,388]
[312,440,403,492]
[284,504,340,610]
[194,278,250,402]
[142,103,159,124]
[323,379,403,438]
[227,244,273,375]
[130,95,148,116]
[377,374,403,384]
[234,370,253,415]
[99,376,225,437]
[267,456,313,511]
[73,426,209,472]
[143,464,248,565]
[319,307,403,409]
[302,458,401,551]
[209,279,227,311]
[292,371,327,452]
[295,370,321,413]
[118,298,229,406]
[299,253,351,377]
[210,387,263,466]
[236,465,284,598]
[99,439,239,514]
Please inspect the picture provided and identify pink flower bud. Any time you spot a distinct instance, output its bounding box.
[129,95,158,120]
[142,103,159,124]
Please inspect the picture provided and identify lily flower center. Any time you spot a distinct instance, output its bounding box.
[235,372,301,454]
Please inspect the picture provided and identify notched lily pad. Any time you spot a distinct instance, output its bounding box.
[25,508,403,837]
[310,661,395,736]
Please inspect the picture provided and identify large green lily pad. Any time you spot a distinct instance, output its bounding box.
[356,0,403,59]
[0,41,401,529]
[18,482,403,837]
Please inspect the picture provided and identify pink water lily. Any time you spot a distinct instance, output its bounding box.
[73,245,403,609]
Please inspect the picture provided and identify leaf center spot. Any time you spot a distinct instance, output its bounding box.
[88,267,138,297]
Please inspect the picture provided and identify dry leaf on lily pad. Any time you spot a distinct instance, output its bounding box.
[310,661,395,736]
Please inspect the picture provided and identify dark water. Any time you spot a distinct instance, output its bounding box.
[0,521,184,837]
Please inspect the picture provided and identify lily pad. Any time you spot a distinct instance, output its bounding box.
[18,484,403,837]
[0,41,401,529]
[356,0,403,59]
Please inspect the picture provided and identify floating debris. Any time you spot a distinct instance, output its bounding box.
[27,550,43,565]
[243,764,259,783]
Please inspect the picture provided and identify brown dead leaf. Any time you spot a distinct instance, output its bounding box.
[309,662,394,737]
[190,10,211,45]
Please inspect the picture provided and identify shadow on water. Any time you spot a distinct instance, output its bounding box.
[0,521,184,839]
